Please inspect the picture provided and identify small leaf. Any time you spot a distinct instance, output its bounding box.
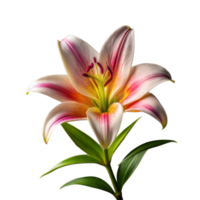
[120,140,176,165]
[108,117,141,160]
[117,150,146,189]
[62,123,104,161]
[60,176,115,195]
[41,155,103,178]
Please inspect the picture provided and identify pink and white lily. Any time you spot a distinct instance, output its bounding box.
[27,26,174,149]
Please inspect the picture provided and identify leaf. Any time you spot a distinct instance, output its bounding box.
[41,155,103,178]
[108,117,141,160]
[120,140,177,164]
[60,176,115,195]
[62,123,104,161]
[117,150,146,189]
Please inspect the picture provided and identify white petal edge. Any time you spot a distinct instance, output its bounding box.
[124,92,169,130]
[58,36,99,99]
[25,74,95,107]
[119,62,175,105]
[99,26,135,99]
[43,102,89,144]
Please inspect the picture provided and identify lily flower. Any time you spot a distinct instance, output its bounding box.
[27,26,174,149]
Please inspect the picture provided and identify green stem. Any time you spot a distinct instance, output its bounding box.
[116,194,123,200]
[103,149,123,200]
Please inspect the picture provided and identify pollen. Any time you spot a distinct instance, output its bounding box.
[26,92,29,95]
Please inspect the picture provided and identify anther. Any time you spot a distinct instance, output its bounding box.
[86,63,94,73]
[104,66,113,87]
[82,73,90,77]
[97,62,104,74]
[82,73,100,81]
[93,57,97,63]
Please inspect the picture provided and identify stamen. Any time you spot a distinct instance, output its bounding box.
[97,62,104,74]
[104,66,113,87]
[86,63,94,73]
[82,73,90,77]
[93,57,97,63]
[82,73,100,81]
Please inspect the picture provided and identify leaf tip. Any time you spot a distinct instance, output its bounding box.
[140,115,144,119]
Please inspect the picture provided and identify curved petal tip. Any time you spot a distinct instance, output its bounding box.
[159,115,169,131]
[170,79,177,84]
[159,125,169,131]
[24,91,31,96]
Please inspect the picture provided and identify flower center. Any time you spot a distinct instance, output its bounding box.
[82,57,113,112]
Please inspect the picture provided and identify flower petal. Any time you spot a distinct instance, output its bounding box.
[87,103,123,149]
[120,63,174,105]
[43,102,89,144]
[58,36,99,99]
[27,75,95,106]
[99,26,135,98]
[125,93,167,129]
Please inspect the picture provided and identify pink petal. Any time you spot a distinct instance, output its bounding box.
[120,63,174,105]
[125,93,167,129]
[43,102,89,144]
[86,103,123,149]
[58,36,99,99]
[27,75,95,106]
[99,26,135,98]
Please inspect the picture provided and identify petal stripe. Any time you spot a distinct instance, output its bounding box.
[112,28,131,71]
[126,73,171,94]
[142,104,163,124]
[62,38,87,68]
[48,115,78,134]
[34,82,78,98]
[102,113,109,143]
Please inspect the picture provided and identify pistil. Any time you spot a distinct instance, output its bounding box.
[82,57,113,112]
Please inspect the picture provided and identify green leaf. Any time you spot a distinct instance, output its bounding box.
[41,155,103,178]
[60,176,115,195]
[120,140,177,165]
[108,117,141,160]
[117,150,146,189]
[62,123,104,161]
